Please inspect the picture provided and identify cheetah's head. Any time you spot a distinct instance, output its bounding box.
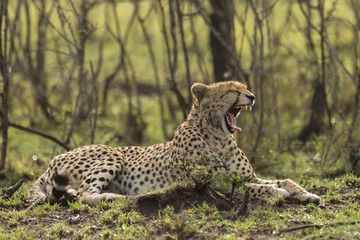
[190,81,255,135]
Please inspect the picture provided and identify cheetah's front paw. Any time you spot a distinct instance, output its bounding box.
[65,189,79,201]
[296,192,321,204]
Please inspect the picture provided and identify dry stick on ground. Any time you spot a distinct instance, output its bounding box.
[1,179,24,199]
[279,220,360,233]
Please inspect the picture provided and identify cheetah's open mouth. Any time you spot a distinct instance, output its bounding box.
[225,105,252,133]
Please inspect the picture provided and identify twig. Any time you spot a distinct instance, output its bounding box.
[157,0,188,119]
[1,179,24,199]
[136,1,169,140]
[25,198,45,210]
[180,0,205,17]
[250,0,265,161]
[237,188,250,217]
[189,11,210,84]
[318,0,332,129]
[279,220,360,233]
[265,7,281,149]
[175,0,192,109]
[25,217,61,223]
[89,60,99,144]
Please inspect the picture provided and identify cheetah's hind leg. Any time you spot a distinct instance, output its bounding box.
[77,164,125,206]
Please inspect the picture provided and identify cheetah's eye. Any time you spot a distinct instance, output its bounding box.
[228,89,240,95]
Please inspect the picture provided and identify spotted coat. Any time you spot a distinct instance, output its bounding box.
[28,81,321,205]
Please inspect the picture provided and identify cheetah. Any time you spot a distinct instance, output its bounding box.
[28,81,321,205]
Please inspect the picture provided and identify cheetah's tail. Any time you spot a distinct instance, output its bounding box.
[26,173,47,203]
[52,171,72,191]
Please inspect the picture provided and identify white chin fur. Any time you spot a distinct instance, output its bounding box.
[222,118,232,134]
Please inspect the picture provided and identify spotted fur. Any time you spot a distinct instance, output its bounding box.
[28,81,321,205]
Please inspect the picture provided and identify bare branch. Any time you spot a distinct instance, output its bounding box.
[89,60,99,144]
[265,5,281,149]
[175,0,192,109]
[8,122,71,151]
[136,1,169,140]
[157,0,188,119]
[250,0,265,160]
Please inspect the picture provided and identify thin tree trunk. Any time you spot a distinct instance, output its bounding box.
[24,0,53,121]
[65,0,89,145]
[298,81,327,142]
[0,0,11,170]
[175,0,192,110]
[159,0,189,119]
[348,71,360,143]
[137,3,169,140]
[250,0,265,161]
[298,0,330,142]
[209,0,235,82]
[347,0,360,143]
[265,4,281,149]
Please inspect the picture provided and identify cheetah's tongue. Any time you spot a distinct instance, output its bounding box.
[226,112,242,132]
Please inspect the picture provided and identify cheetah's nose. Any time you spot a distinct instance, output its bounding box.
[246,94,255,102]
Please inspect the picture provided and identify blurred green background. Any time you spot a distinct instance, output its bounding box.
[0,0,359,186]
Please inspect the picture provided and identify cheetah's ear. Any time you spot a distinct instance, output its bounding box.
[191,83,208,103]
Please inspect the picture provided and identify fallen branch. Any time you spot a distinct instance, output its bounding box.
[1,179,24,199]
[279,220,360,233]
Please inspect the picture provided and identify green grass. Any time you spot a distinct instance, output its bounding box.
[1,175,360,239]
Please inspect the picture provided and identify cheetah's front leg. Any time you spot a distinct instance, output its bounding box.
[245,178,321,204]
